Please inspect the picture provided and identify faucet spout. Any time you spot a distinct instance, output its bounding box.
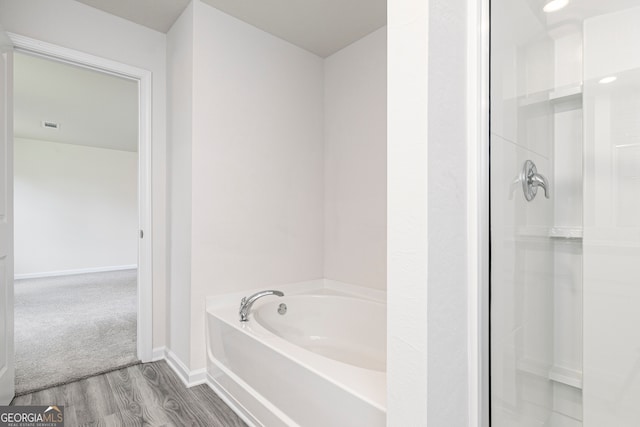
[239,290,284,322]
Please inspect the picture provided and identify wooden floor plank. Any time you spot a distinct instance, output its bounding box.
[57,380,83,427]
[29,387,56,406]
[139,363,219,427]
[11,393,32,405]
[189,384,247,427]
[128,366,175,426]
[104,365,145,418]
[74,374,119,422]
[11,361,247,427]
[102,409,144,427]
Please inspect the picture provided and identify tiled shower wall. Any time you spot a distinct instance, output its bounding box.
[493,3,640,426]
[491,0,584,425]
[582,8,640,426]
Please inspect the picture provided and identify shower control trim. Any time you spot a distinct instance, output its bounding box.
[521,160,550,201]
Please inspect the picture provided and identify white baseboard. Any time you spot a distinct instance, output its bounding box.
[151,346,167,362]
[164,348,207,388]
[15,264,138,280]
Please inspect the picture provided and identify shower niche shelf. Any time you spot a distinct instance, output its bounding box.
[517,84,583,108]
[549,365,583,389]
[549,226,583,240]
[514,226,583,240]
[549,85,583,104]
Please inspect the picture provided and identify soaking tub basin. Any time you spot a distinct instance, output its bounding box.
[206,288,386,427]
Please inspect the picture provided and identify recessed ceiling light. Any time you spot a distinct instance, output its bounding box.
[599,76,617,84]
[543,0,569,13]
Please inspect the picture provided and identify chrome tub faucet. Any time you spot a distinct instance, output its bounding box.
[239,290,284,322]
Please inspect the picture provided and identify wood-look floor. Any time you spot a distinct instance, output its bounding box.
[11,361,247,427]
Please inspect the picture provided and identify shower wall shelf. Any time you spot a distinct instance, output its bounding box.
[549,226,583,240]
[513,226,583,240]
[516,360,583,389]
[549,84,583,103]
[549,366,583,389]
[517,84,583,108]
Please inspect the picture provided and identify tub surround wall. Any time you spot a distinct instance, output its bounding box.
[324,27,387,290]
[166,0,387,375]
[189,0,326,370]
[167,0,325,371]
[0,0,169,349]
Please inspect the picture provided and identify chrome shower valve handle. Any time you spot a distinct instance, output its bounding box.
[521,160,550,201]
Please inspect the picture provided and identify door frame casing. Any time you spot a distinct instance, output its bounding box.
[8,33,153,362]
[0,27,15,405]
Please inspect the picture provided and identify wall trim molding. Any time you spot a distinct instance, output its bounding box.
[465,0,490,426]
[151,346,167,362]
[7,32,155,363]
[164,348,207,388]
[15,265,137,280]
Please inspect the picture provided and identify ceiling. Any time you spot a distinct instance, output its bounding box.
[74,0,387,57]
[199,0,386,57]
[14,52,139,152]
[535,0,640,34]
[74,0,190,33]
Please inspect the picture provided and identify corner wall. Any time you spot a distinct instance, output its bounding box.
[166,1,194,367]
[324,27,387,290]
[387,0,475,424]
[165,0,326,370]
[188,1,325,369]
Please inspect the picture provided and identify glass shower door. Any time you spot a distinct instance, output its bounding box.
[490,0,640,426]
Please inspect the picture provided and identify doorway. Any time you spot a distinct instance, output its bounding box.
[7,34,153,394]
[13,51,139,394]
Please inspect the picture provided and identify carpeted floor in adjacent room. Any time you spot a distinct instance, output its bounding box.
[14,269,138,395]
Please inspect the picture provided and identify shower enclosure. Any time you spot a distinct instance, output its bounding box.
[490,0,640,425]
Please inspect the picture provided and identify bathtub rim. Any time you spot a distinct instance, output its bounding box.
[206,280,387,413]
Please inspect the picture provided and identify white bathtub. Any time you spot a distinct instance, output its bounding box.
[206,285,386,427]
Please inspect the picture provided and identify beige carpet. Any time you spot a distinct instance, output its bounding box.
[14,269,138,395]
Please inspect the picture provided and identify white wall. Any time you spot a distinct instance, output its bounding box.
[427,0,476,423]
[387,0,429,423]
[387,0,484,424]
[583,8,640,426]
[166,0,325,369]
[14,138,137,276]
[324,26,387,291]
[0,0,168,347]
[167,1,194,367]
[584,7,640,82]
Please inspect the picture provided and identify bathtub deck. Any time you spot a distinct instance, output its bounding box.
[11,360,246,427]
